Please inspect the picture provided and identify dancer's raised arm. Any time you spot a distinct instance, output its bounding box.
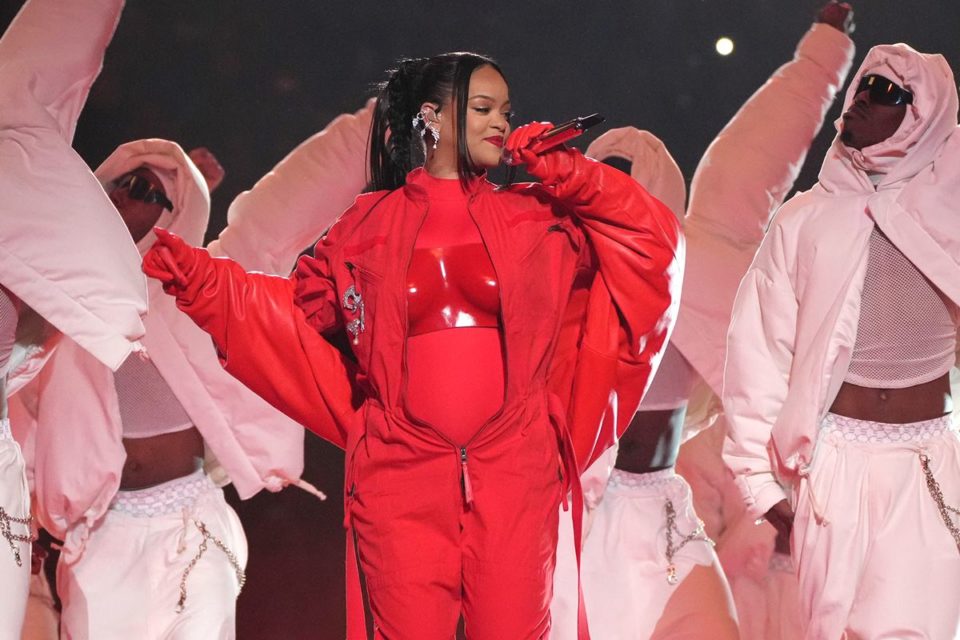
[0,0,124,141]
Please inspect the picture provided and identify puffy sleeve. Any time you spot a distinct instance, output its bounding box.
[672,22,853,398]
[159,194,389,447]
[206,100,373,275]
[544,150,684,470]
[721,218,799,517]
[0,0,124,141]
[0,0,148,371]
[163,250,357,450]
[688,23,855,245]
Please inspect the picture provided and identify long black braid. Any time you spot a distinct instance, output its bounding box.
[370,58,427,191]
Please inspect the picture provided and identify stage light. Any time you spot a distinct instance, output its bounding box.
[715,37,734,56]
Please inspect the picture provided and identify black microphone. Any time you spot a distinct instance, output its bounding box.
[502,113,606,186]
[526,113,605,154]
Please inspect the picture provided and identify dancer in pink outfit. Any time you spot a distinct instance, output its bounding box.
[9,95,374,638]
[8,105,369,637]
[0,0,148,635]
[724,42,960,639]
[552,4,855,638]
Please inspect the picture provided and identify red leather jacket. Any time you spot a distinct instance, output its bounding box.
[170,150,681,489]
[162,150,680,638]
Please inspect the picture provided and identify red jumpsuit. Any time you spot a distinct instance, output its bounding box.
[147,148,682,639]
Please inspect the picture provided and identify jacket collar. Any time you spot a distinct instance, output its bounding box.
[402,166,494,202]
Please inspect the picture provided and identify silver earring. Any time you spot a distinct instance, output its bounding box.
[426,121,440,150]
[413,110,440,150]
[411,111,426,132]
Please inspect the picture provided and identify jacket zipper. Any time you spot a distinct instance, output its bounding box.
[460,447,474,506]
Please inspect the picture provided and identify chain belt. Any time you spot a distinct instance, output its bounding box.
[176,519,246,613]
[663,498,713,585]
[0,507,35,567]
[919,453,960,554]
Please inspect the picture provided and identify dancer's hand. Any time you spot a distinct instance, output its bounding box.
[504,121,564,181]
[763,499,795,554]
[188,147,226,194]
[142,227,197,293]
[817,1,854,35]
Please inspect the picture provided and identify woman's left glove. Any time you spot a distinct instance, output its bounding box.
[505,121,575,183]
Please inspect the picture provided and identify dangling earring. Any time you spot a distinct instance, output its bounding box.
[426,119,440,150]
[413,110,440,150]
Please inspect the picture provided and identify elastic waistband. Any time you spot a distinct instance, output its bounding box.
[110,469,214,517]
[606,468,681,496]
[820,412,955,445]
[0,418,11,442]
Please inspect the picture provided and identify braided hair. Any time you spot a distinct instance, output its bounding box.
[369,52,505,191]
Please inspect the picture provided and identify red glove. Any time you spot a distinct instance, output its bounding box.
[504,121,571,182]
[142,227,198,295]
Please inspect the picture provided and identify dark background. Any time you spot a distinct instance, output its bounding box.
[3,1,958,638]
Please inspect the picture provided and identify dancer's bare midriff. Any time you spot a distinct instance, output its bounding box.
[829,372,953,424]
[120,426,204,490]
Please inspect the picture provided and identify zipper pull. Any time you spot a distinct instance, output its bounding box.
[460,447,474,507]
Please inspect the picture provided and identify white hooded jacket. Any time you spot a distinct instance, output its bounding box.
[551,26,854,638]
[22,140,308,559]
[673,23,855,399]
[587,23,855,432]
[722,43,960,518]
[0,0,146,379]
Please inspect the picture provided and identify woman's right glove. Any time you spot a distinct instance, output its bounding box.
[504,121,571,184]
[142,227,200,295]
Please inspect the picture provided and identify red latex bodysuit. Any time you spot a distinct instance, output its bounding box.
[406,173,503,444]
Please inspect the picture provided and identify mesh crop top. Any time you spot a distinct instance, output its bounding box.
[845,227,958,388]
[113,353,194,438]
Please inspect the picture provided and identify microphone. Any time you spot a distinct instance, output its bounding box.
[526,113,605,154]
[501,113,605,186]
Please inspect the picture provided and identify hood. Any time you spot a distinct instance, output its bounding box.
[820,43,958,192]
[586,127,686,222]
[94,138,211,255]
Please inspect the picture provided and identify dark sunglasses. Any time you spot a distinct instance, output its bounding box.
[114,174,174,211]
[856,74,914,106]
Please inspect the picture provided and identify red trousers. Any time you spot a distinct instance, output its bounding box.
[348,404,563,639]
